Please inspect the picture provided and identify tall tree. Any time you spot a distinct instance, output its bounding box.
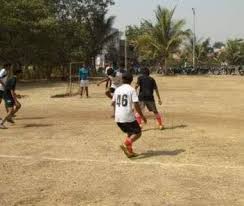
[127,6,190,72]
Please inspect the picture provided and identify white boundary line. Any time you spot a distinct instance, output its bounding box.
[0,154,243,170]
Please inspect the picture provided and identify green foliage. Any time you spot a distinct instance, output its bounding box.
[0,0,116,78]
[126,6,190,69]
[224,39,244,65]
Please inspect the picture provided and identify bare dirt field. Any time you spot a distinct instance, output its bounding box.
[0,76,244,206]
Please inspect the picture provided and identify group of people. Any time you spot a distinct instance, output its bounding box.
[0,63,22,129]
[97,65,164,158]
[1,62,164,157]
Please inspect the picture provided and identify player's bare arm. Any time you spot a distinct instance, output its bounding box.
[155,86,162,105]
[97,77,109,86]
[11,90,17,103]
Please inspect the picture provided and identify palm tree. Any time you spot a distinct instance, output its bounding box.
[186,37,213,67]
[224,39,244,65]
[134,6,190,73]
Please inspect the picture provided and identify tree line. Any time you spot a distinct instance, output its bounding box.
[0,0,118,79]
[0,2,243,78]
[126,6,244,74]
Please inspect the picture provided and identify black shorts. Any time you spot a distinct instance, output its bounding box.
[0,90,3,99]
[117,121,141,136]
[109,87,115,94]
[140,101,158,113]
[4,95,15,107]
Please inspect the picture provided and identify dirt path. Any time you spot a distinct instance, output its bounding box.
[0,76,243,205]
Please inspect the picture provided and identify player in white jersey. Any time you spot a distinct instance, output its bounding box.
[97,68,123,99]
[112,72,147,158]
[0,63,11,121]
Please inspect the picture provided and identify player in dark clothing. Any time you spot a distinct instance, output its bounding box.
[0,69,22,129]
[135,67,164,129]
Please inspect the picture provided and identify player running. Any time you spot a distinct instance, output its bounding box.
[135,67,164,130]
[112,72,147,158]
[0,63,11,119]
[97,67,123,99]
[0,69,22,129]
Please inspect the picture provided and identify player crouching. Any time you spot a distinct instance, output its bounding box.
[112,72,147,158]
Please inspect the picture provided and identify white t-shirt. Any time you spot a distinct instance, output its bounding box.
[0,68,8,91]
[112,84,139,123]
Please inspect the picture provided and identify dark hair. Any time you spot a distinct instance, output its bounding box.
[120,63,125,68]
[13,69,22,75]
[142,67,150,76]
[107,67,114,76]
[122,72,133,84]
[3,63,11,68]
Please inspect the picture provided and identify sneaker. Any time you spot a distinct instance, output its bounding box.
[120,145,138,158]
[0,124,7,129]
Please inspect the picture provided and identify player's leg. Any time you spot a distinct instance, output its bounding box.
[0,95,2,120]
[80,80,84,97]
[146,101,164,129]
[85,80,89,98]
[118,121,141,158]
[80,87,84,97]
[135,101,145,127]
[0,98,15,129]
[85,87,89,98]
[12,100,21,116]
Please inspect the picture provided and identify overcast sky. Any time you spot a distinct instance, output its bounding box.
[108,0,244,42]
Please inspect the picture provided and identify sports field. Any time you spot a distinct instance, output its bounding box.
[0,76,243,206]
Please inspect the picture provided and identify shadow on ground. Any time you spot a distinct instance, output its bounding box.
[135,149,185,160]
[16,117,46,120]
[142,124,187,132]
[23,124,53,128]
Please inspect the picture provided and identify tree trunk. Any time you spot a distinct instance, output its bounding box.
[90,56,97,76]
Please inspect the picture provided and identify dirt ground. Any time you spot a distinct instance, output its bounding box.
[0,75,243,206]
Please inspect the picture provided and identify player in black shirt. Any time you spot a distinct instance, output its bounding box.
[135,67,164,130]
[0,69,22,129]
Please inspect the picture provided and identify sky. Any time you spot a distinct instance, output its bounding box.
[108,0,244,42]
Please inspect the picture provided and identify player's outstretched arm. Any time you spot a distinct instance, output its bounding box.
[97,77,109,86]
[134,102,147,123]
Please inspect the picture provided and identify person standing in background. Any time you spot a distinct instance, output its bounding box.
[79,64,89,98]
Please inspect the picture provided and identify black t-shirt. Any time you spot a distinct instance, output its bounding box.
[4,76,16,97]
[137,75,157,101]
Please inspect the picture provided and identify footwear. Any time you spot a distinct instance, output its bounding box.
[159,125,164,130]
[120,145,138,158]
[7,118,15,124]
[0,124,7,129]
